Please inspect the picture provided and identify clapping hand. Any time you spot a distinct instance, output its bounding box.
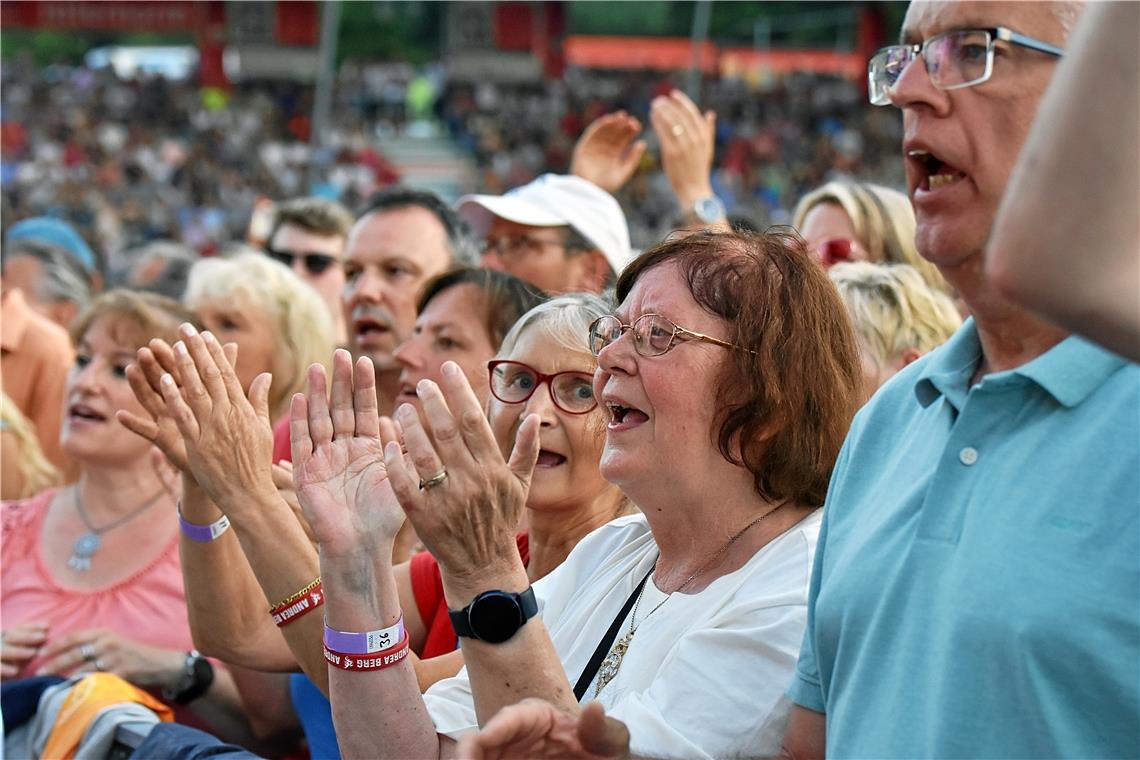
[382,361,540,585]
[290,349,405,561]
[571,111,647,194]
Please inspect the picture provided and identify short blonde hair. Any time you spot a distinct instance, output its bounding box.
[184,251,335,417]
[793,181,950,295]
[829,261,962,368]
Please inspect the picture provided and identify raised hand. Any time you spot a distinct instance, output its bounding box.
[570,111,647,194]
[157,323,276,509]
[382,361,540,584]
[291,349,405,560]
[649,89,720,217]
[457,700,632,760]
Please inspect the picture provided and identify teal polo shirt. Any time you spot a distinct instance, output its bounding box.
[789,320,1139,758]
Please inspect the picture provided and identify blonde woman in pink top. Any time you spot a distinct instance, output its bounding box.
[0,290,249,736]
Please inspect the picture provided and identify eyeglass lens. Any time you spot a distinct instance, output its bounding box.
[490,362,597,414]
[589,315,677,357]
[870,30,991,104]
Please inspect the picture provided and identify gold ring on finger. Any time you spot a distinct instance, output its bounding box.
[419,469,448,490]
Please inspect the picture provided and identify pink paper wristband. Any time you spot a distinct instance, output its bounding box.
[323,617,405,655]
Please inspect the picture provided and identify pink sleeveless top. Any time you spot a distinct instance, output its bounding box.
[0,489,193,677]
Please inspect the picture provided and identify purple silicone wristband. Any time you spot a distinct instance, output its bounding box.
[324,618,405,655]
[178,508,231,543]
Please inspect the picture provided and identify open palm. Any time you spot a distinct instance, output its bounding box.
[291,350,406,560]
[294,433,403,558]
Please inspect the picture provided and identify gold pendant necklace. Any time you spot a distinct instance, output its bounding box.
[593,500,788,697]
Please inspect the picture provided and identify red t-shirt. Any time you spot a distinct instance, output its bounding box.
[409,534,530,658]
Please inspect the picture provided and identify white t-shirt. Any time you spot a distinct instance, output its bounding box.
[424,510,822,759]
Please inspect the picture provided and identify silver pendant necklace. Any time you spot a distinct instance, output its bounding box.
[593,500,789,697]
[68,486,167,572]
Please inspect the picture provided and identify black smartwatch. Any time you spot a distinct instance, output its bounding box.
[163,650,214,704]
[449,587,538,644]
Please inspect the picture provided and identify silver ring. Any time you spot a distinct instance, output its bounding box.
[418,469,448,490]
[79,643,96,662]
[93,658,106,671]
[671,124,684,137]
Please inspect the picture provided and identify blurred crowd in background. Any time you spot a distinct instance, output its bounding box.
[1,51,902,262]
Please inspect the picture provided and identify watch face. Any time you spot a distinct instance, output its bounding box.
[469,591,523,643]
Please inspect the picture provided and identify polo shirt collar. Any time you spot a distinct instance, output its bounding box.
[915,318,1128,411]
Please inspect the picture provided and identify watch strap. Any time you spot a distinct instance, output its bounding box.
[163,650,214,704]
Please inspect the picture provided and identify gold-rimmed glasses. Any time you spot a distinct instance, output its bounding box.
[588,313,753,358]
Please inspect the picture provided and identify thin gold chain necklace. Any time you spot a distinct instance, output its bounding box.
[593,500,788,697]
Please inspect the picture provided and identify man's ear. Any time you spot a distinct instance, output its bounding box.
[573,249,612,294]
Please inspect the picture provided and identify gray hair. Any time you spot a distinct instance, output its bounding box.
[3,240,94,313]
[497,292,614,359]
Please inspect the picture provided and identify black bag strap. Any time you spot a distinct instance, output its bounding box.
[573,565,654,701]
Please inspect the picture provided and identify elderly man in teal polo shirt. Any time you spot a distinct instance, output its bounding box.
[443,2,1139,759]
[778,1,1140,758]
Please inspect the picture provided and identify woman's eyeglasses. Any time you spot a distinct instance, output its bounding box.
[588,313,753,358]
[487,360,597,415]
[265,247,339,276]
[815,238,859,268]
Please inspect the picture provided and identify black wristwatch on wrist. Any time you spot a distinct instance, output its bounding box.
[449,587,538,644]
[163,649,214,704]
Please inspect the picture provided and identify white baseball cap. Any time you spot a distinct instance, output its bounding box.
[457,174,633,275]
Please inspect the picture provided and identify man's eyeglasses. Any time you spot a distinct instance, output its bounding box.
[483,234,570,262]
[487,360,598,415]
[588,313,753,358]
[868,26,1063,106]
[265,247,339,276]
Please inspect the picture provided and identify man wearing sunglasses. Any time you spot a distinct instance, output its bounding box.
[781,3,1140,759]
[264,197,355,344]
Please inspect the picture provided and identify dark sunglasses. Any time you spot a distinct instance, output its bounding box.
[265,247,339,276]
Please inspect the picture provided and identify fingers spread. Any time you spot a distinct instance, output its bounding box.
[289,393,313,467]
[383,439,420,513]
[507,413,542,493]
[396,403,445,484]
[117,410,159,444]
[180,324,228,404]
[173,339,211,421]
[353,356,380,439]
[249,372,274,426]
[160,372,200,441]
[202,329,247,404]
[436,362,499,462]
[305,363,334,447]
[329,349,357,439]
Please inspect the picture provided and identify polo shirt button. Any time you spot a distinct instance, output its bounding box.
[959,446,979,465]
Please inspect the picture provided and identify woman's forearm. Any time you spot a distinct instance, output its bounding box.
[179,478,298,671]
[323,548,442,759]
[442,560,580,725]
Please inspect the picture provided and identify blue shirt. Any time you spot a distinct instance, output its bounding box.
[289,673,340,759]
[789,320,1140,758]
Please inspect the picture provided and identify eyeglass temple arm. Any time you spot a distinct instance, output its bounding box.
[996,28,1064,57]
